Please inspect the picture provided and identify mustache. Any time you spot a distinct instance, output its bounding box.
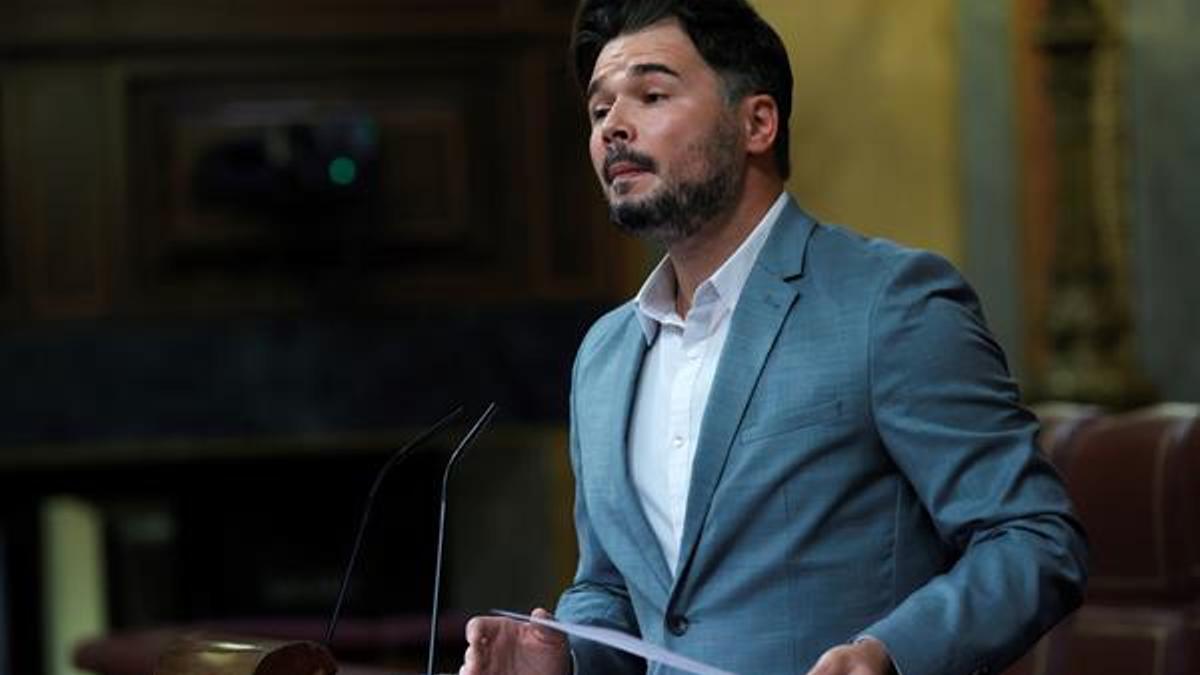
[603,146,657,182]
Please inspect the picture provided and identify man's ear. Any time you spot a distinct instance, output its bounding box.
[741,94,779,159]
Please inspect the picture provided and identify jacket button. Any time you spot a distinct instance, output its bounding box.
[667,615,689,636]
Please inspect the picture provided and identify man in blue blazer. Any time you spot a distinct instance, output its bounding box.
[460,1,1088,674]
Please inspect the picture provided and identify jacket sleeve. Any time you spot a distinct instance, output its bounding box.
[860,251,1088,675]
[554,348,646,675]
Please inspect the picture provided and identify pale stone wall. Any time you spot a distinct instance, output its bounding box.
[1127,0,1200,400]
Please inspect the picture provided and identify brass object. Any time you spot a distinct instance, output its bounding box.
[155,635,337,675]
[1035,0,1152,406]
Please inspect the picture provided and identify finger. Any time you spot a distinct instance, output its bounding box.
[466,616,498,645]
[461,644,489,675]
[528,607,565,645]
[805,660,834,675]
[463,620,493,674]
[805,647,843,675]
[460,644,482,675]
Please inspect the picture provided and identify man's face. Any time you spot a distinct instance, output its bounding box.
[586,20,744,244]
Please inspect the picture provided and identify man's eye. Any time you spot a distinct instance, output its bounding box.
[645,92,667,103]
[590,106,610,122]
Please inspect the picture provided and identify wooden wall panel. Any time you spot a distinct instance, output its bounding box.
[0,0,567,45]
[0,80,9,312]
[121,54,528,311]
[1,77,23,317]
[6,68,113,317]
[0,0,633,315]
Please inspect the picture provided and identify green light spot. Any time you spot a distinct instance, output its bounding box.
[328,156,357,186]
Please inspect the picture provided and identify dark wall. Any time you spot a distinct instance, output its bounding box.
[0,1,630,672]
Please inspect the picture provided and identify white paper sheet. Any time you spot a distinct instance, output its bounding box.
[490,609,739,675]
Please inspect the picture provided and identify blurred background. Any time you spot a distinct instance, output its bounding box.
[0,0,1196,673]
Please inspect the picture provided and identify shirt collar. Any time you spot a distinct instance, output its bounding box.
[633,191,789,344]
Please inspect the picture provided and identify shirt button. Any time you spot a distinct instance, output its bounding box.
[667,614,689,636]
[672,436,684,448]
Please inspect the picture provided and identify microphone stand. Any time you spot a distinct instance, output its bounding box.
[157,407,467,675]
[426,402,499,675]
[323,405,464,646]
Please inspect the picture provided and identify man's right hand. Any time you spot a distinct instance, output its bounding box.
[458,608,570,675]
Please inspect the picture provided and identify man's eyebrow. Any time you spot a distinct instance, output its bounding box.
[586,62,682,101]
[630,62,681,80]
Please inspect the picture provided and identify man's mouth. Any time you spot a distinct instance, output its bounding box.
[603,150,656,185]
[607,162,650,183]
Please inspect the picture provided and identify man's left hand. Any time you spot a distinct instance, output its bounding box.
[805,637,896,675]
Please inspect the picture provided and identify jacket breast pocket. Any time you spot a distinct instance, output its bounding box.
[739,399,844,444]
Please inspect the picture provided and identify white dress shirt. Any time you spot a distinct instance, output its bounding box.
[627,192,788,576]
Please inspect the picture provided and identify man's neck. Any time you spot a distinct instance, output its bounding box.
[669,179,783,318]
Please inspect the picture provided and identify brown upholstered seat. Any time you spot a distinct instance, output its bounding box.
[1065,404,1199,605]
[1008,403,1200,675]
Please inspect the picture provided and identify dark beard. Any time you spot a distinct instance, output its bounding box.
[606,120,740,245]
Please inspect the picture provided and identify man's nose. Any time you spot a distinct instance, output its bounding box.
[600,102,634,144]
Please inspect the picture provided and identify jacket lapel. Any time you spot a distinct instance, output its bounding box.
[671,199,814,586]
[592,313,675,597]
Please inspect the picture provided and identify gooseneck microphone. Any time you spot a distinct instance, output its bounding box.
[324,405,464,646]
[426,402,499,675]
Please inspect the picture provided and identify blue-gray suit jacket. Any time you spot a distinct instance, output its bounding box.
[555,198,1087,675]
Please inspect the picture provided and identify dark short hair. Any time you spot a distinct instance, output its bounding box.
[571,0,794,179]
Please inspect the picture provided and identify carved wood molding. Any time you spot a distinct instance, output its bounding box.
[1015,0,1151,406]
